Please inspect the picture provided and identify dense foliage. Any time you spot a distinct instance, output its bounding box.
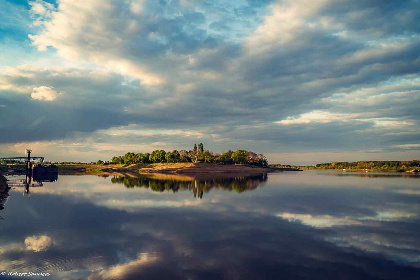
[103,143,268,167]
[300,160,420,172]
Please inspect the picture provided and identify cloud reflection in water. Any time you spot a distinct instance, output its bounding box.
[0,172,420,279]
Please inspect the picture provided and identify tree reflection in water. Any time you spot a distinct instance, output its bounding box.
[110,173,268,199]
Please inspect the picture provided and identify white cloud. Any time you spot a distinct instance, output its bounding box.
[0,242,26,254]
[88,253,158,280]
[98,199,202,212]
[276,111,360,125]
[129,0,144,15]
[276,212,361,228]
[367,210,417,221]
[277,209,417,229]
[29,0,54,16]
[31,86,62,101]
[25,234,53,252]
[392,144,420,149]
[245,0,332,54]
[29,0,55,26]
[28,0,166,85]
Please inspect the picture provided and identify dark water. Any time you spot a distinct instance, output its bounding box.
[1,171,420,279]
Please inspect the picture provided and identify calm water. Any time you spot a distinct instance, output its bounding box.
[1,171,420,279]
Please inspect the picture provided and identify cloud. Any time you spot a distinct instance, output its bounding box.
[277,210,417,229]
[25,234,53,252]
[0,0,419,161]
[0,242,26,254]
[392,144,420,150]
[245,0,331,54]
[277,213,362,228]
[27,0,257,85]
[31,86,61,101]
[29,0,55,26]
[88,253,158,280]
[276,110,361,125]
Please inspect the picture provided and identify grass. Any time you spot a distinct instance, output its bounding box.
[85,166,106,174]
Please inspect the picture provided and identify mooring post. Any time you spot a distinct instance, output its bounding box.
[26,149,32,178]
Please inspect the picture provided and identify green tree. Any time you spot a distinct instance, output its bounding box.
[179,150,190,162]
[165,152,175,163]
[257,154,268,167]
[172,150,180,162]
[135,153,149,164]
[232,150,247,164]
[143,153,150,163]
[218,150,233,164]
[202,150,213,163]
[123,152,135,164]
[149,150,166,163]
[111,156,124,164]
[108,144,270,167]
[191,144,198,163]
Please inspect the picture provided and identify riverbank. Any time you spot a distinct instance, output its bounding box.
[296,160,420,173]
[299,167,419,173]
[57,162,287,177]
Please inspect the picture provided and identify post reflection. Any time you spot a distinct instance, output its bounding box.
[1,171,58,205]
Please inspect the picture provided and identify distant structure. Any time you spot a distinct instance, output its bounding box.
[0,150,58,200]
[0,149,57,179]
[0,149,45,164]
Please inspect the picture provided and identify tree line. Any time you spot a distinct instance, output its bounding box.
[98,143,268,167]
[300,160,420,172]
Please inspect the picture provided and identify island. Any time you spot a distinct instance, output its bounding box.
[55,144,301,176]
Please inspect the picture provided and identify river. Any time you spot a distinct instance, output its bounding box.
[1,171,420,279]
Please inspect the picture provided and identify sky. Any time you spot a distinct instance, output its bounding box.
[0,0,419,165]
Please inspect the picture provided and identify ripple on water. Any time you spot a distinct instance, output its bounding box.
[7,251,107,279]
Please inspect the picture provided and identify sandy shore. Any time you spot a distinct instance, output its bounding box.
[57,163,277,178]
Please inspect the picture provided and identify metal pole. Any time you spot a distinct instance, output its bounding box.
[26,149,31,162]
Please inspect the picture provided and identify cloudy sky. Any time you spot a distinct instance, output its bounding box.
[0,0,419,164]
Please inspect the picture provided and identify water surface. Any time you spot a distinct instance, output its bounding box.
[1,171,420,279]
